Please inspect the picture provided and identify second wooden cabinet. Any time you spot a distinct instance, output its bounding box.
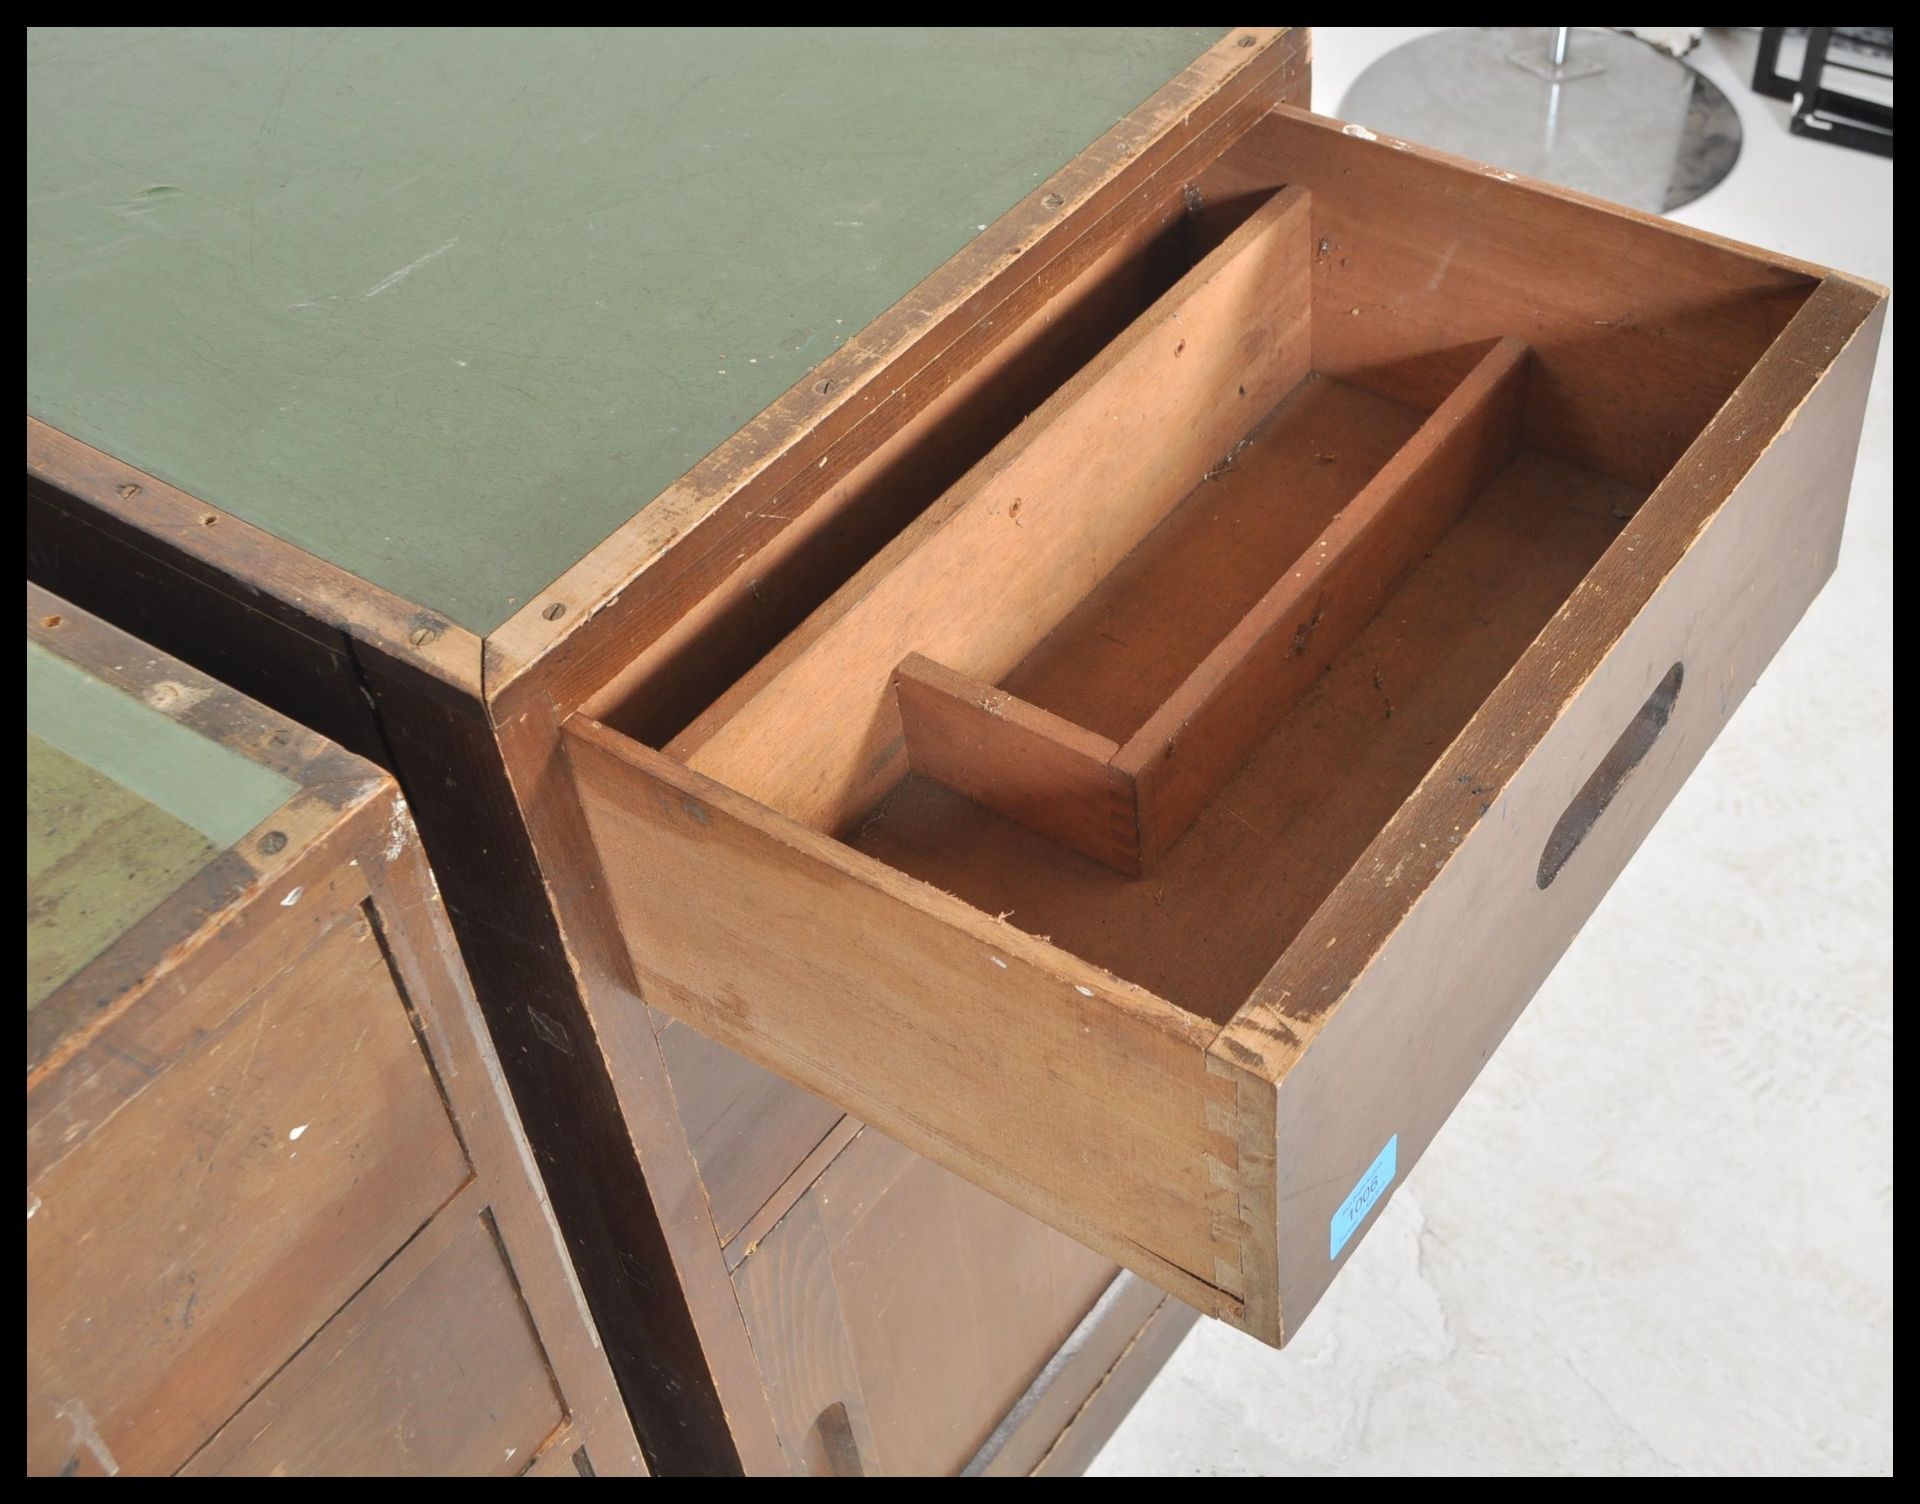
[25,589,639,1477]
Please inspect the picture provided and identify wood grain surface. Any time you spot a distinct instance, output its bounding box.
[735,1129,1117,1476]
[671,185,1313,833]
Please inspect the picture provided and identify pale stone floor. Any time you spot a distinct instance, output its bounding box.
[1091,27,1893,1478]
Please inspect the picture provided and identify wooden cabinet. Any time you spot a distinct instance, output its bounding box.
[27,25,1884,1473]
[25,590,639,1477]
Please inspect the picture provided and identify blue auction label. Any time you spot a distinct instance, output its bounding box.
[1330,1135,1398,1259]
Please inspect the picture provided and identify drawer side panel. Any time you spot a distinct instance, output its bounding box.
[1220,280,1885,1342]
[564,722,1233,1318]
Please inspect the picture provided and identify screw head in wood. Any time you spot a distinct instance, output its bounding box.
[543,602,567,622]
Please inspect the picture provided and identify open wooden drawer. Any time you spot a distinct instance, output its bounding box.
[560,108,1885,1345]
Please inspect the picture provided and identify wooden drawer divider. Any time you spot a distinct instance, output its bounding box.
[892,335,1530,874]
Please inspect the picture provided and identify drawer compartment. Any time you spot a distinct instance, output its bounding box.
[562,109,1884,1344]
[733,1128,1116,1477]
[26,910,469,1476]
[180,1210,563,1477]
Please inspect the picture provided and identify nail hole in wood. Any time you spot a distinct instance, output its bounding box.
[1537,662,1684,888]
[40,614,62,628]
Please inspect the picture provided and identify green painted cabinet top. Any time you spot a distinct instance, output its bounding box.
[25,639,296,1011]
[27,26,1226,633]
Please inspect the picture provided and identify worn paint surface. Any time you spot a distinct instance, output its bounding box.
[25,735,219,1010]
[27,26,1226,633]
[25,643,298,844]
[25,642,297,1009]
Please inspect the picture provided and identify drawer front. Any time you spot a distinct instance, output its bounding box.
[654,1011,845,1249]
[180,1205,564,1477]
[1216,278,1887,1338]
[26,909,469,1477]
[562,113,1884,1348]
[732,1129,1116,1476]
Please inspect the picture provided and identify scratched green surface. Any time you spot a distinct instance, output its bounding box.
[27,26,1226,634]
[25,641,298,1010]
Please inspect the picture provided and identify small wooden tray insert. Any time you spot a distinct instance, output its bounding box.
[891,335,1529,875]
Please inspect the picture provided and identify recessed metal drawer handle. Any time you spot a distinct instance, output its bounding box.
[811,1401,867,1477]
[1537,661,1685,888]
